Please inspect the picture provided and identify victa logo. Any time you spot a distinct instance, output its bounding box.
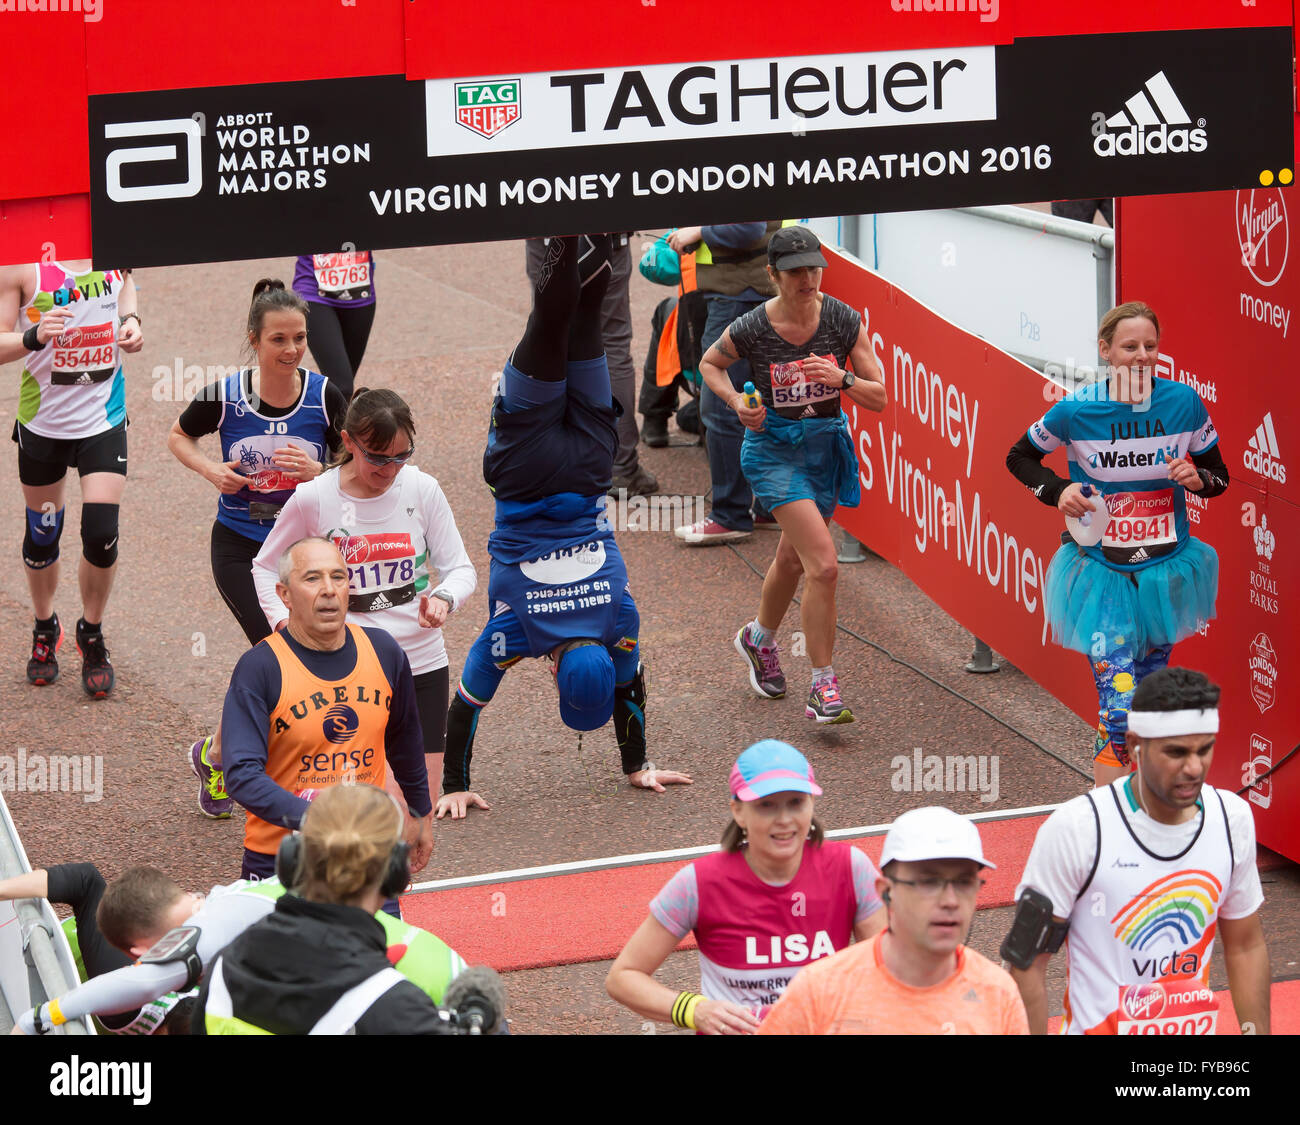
[455,80,521,139]
[104,118,203,203]
[1243,413,1287,484]
[1093,71,1206,158]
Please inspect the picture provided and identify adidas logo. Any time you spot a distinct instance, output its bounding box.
[1130,547,1150,562]
[1093,71,1206,158]
[1244,412,1287,484]
[369,592,393,610]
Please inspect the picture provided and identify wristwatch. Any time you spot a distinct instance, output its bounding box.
[841,370,856,389]
[119,312,141,328]
[431,590,455,611]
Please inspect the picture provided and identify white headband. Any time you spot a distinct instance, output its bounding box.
[1127,709,1220,739]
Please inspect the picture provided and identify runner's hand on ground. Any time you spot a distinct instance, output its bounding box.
[627,768,693,792]
[435,790,491,819]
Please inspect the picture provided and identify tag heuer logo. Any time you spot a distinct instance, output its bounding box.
[455,80,522,139]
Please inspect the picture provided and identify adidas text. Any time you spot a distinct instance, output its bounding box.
[1094,124,1207,158]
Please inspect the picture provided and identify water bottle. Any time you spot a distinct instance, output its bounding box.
[741,381,762,410]
[1065,483,1106,546]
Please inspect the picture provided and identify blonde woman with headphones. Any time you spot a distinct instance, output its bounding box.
[195,784,452,1034]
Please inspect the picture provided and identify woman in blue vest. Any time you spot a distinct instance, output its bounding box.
[438,234,692,819]
[168,279,347,818]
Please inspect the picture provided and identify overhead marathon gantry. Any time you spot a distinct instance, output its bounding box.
[0,0,1293,266]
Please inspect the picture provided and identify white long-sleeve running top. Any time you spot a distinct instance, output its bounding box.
[253,465,477,675]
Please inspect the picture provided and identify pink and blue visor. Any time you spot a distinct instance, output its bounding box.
[729,740,823,801]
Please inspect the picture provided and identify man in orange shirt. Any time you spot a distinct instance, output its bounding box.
[221,537,434,887]
[759,806,1028,1034]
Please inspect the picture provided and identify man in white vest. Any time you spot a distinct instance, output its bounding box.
[1009,666,1271,1034]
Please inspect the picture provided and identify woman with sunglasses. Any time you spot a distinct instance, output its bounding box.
[169,279,348,818]
[251,388,477,808]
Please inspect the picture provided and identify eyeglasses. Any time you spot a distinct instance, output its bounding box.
[887,875,986,898]
[355,440,415,467]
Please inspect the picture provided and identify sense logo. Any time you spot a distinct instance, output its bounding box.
[1237,188,1288,288]
[1093,71,1206,158]
[1243,412,1287,484]
[322,705,360,744]
[455,80,521,139]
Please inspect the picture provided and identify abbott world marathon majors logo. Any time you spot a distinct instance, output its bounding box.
[103,112,371,202]
[1093,71,1206,157]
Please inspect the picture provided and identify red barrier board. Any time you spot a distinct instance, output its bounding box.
[821,241,1299,864]
[1119,188,1300,863]
[821,253,1095,722]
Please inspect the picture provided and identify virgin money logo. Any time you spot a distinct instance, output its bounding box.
[1121,983,1166,1021]
[1237,188,1288,288]
[336,535,371,564]
[1107,492,1135,518]
[771,361,803,387]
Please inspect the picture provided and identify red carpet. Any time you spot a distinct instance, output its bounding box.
[400,813,1288,972]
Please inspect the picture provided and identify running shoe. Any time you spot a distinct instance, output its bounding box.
[676,518,752,546]
[75,618,114,699]
[806,676,854,725]
[752,515,781,532]
[189,738,232,819]
[27,615,62,686]
[735,625,786,699]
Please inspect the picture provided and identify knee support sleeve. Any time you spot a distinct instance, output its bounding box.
[80,503,120,568]
[23,506,64,569]
[614,664,647,774]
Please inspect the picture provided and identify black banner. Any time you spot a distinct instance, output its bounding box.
[88,28,1294,267]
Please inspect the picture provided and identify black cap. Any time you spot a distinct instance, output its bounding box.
[767,225,828,270]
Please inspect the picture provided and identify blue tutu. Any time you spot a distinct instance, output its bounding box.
[740,412,860,517]
[1043,537,1219,654]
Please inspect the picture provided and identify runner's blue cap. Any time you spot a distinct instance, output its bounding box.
[556,641,616,731]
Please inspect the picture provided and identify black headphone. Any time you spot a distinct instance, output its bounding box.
[276,831,411,899]
[882,887,892,906]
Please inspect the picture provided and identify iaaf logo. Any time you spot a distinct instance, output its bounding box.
[1093,71,1206,158]
[104,118,203,203]
[1245,733,1272,809]
[1237,188,1288,288]
[1248,631,1277,713]
[455,80,521,140]
[1243,412,1287,484]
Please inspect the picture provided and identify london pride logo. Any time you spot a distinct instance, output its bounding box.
[455,80,522,139]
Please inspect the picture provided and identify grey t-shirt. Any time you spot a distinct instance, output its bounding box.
[728,295,861,419]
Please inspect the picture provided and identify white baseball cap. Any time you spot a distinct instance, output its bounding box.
[880,807,995,870]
